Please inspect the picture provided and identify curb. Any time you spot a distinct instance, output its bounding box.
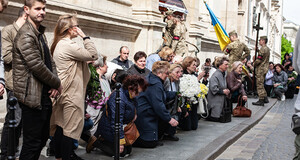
[188,100,278,160]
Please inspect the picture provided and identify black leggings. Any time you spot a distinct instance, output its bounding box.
[53,126,73,160]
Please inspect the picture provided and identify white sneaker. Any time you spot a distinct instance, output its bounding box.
[281,95,285,101]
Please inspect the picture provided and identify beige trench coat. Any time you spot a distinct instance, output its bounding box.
[50,38,98,140]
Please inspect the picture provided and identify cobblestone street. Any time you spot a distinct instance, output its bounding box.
[217,95,298,160]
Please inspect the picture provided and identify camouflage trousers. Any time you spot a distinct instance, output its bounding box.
[294,134,300,160]
[174,41,188,56]
[256,70,267,99]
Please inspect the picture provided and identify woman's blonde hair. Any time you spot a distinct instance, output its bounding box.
[169,63,182,78]
[231,61,243,72]
[158,46,174,60]
[50,14,78,55]
[152,61,170,75]
[169,63,182,73]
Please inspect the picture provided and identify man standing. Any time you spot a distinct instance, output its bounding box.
[13,0,62,159]
[0,7,27,160]
[0,0,9,99]
[224,30,250,71]
[111,46,133,71]
[163,10,174,47]
[252,36,270,106]
[171,16,188,56]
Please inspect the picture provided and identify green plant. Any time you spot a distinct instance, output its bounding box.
[281,35,294,63]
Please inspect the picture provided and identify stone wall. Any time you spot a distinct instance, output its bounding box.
[0,0,283,64]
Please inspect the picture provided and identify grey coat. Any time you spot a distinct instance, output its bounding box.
[273,70,288,91]
[207,69,227,118]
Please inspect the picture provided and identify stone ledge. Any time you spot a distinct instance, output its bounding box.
[108,0,133,6]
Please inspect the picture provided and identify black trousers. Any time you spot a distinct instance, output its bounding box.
[273,87,286,99]
[0,90,22,160]
[244,76,253,93]
[132,137,158,148]
[158,118,177,140]
[53,126,73,160]
[19,103,52,160]
[179,104,198,131]
[264,84,273,97]
[94,139,132,157]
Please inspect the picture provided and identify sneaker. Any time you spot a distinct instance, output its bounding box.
[281,95,285,101]
[70,151,84,160]
[163,135,179,141]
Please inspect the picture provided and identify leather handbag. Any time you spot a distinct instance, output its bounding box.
[233,96,252,117]
[124,122,140,146]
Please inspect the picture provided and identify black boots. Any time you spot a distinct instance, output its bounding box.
[252,99,264,106]
[264,97,269,103]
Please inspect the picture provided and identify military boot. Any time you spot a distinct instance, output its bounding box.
[252,99,264,106]
[264,97,269,103]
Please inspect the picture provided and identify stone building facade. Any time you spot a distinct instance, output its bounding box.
[283,20,299,47]
[0,0,283,63]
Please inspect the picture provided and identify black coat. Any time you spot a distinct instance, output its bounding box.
[127,64,150,79]
[97,88,136,143]
[135,72,176,141]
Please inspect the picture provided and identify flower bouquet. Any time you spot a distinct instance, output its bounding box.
[86,64,108,109]
[178,74,202,111]
[197,83,208,115]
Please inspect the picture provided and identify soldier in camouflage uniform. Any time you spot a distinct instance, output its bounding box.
[163,10,175,47]
[171,16,188,56]
[252,36,270,106]
[224,31,250,71]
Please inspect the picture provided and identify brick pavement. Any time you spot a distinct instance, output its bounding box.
[216,95,298,160]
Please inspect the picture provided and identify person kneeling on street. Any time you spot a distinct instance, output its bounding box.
[86,75,148,157]
[226,61,247,108]
[134,61,178,148]
[272,64,288,101]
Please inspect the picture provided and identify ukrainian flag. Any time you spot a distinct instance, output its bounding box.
[205,2,231,51]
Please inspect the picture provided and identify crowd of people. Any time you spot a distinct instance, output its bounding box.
[0,0,299,160]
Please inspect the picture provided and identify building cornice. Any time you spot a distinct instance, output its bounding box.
[8,0,143,40]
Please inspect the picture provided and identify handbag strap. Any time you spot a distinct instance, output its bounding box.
[237,95,243,106]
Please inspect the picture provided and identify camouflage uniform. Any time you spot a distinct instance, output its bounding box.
[171,21,188,56]
[253,45,270,99]
[163,19,174,47]
[224,40,250,71]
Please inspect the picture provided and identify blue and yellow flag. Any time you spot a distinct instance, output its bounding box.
[205,2,231,51]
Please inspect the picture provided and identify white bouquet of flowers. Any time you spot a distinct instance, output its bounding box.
[179,74,201,104]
